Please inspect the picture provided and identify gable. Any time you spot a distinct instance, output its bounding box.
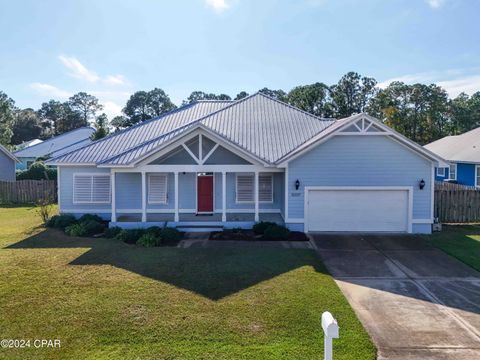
[146,132,253,166]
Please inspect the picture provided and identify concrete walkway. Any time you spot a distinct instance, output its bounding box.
[311,234,480,360]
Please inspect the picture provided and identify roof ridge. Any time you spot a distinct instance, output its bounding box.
[255,91,334,123]
[99,94,258,165]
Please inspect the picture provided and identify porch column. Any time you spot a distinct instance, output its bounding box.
[222,171,227,222]
[174,171,179,222]
[111,170,116,222]
[141,171,146,222]
[254,171,259,222]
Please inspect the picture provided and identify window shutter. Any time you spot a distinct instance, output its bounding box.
[92,175,111,202]
[149,174,168,204]
[259,175,273,202]
[236,175,254,202]
[73,174,110,203]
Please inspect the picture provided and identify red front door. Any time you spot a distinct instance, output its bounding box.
[197,175,214,213]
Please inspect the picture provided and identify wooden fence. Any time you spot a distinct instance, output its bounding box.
[434,182,480,223]
[0,180,57,204]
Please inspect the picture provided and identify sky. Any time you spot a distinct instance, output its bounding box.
[0,0,479,118]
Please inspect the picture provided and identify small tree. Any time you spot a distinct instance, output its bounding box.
[35,195,55,224]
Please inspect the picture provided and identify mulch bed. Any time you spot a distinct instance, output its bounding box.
[209,230,308,242]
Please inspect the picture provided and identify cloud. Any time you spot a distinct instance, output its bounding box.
[425,0,446,9]
[58,55,128,86]
[205,0,229,12]
[29,83,71,99]
[58,55,100,83]
[102,101,124,118]
[104,75,128,86]
[378,70,480,98]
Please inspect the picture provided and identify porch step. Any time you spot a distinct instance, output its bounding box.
[176,224,224,233]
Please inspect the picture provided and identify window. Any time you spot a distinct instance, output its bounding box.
[236,174,254,203]
[26,161,34,168]
[259,175,273,202]
[236,174,273,203]
[476,166,480,188]
[73,174,111,204]
[449,164,457,180]
[436,167,446,177]
[148,174,168,204]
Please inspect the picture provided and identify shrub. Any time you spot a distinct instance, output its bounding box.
[105,226,122,238]
[65,220,105,237]
[65,223,86,237]
[16,161,57,180]
[136,233,160,247]
[253,221,276,235]
[145,226,162,238]
[46,214,77,230]
[159,227,182,242]
[115,229,145,244]
[263,224,290,240]
[78,214,104,223]
[35,197,55,224]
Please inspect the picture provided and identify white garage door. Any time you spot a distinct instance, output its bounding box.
[306,188,410,233]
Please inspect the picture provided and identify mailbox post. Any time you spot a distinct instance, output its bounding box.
[321,311,339,360]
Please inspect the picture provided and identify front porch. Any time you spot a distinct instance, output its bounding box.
[111,212,284,230]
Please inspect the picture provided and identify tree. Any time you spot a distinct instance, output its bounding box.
[68,92,103,124]
[110,115,129,131]
[183,91,232,104]
[234,91,249,100]
[123,88,176,125]
[0,91,15,146]
[258,88,287,102]
[92,113,109,140]
[287,83,334,117]
[11,108,42,145]
[331,72,377,118]
[38,100,85,136]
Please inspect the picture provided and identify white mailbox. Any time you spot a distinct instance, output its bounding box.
[321,311,339,360]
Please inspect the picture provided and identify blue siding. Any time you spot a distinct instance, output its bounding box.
[59,166,111,213]
[116,173,141,209]
[434,167,449,182]
[457,163,476,186]
[16,157,36,171]
[0,151,16,181]
[287,136,433,230]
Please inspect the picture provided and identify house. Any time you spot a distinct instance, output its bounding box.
[424,127,480,187]
[16,138,43,150]
[14,127,95,170]
[47,93,446,234]
[0,144,19,181]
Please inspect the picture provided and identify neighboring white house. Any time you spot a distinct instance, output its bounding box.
[0,144,19,181]
[14,127,95,170]
[47,93,446,234]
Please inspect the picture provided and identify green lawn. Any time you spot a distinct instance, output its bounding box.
[427,225,480,272]
[0,206,375,360]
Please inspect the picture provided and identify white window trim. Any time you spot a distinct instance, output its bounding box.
[148,173,168,204]
[259,174,274,203]
[476,165,480,188]
[235,174,274,204]
[448,163,457,181]
[73,173,111,204]
[436,167,446,177]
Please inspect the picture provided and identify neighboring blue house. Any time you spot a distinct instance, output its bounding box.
[425,127,480,187]
[14,127,95,170]
[47,93,445,234]
[0,144,19,181]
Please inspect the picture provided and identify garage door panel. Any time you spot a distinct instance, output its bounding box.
[307,189,409,232]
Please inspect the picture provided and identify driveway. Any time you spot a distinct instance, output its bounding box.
[312,234,480,360]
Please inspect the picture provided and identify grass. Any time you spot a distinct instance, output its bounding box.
[427,224,480,272]
[0,205,375,360]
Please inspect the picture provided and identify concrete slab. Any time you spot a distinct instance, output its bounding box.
[365,234,434,250]
[337,279,480,350]
[378,348,480,360]
[316,249,407,278]
[385,249,480,279]
[312,234,375,250]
